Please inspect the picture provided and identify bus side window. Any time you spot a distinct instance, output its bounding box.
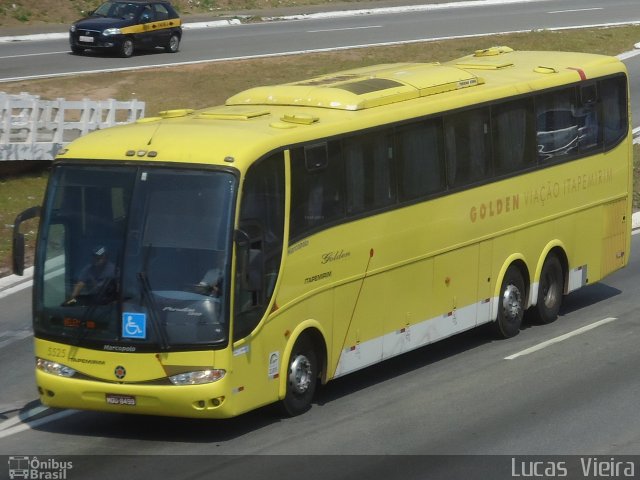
[535,87,580,162]
[344,130,395,215]
[492,99,536,176]
[290,142,345,239]
[444,108,491,188]
[396,119,445,201]
[234,153,285,340]
[600,76,628,148]
[576,83,601,153]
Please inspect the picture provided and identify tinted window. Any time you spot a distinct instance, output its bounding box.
[492,99,536,175]
[290,143,344,239]
[344,131,395,214]
[396,120,446,201]
[444,108,491,187]
[601,76,628,147]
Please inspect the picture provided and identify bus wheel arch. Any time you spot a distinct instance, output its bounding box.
[280,327,326,416]
[493,260,529,339]
[531,248,567,324]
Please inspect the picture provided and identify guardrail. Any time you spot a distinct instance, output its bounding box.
[0,92,145,161]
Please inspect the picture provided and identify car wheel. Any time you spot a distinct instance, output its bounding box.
[165,33,180,53]
[119,38,134,58]
[71,45,84,55]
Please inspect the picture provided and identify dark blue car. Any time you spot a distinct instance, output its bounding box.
[69,0,182,58]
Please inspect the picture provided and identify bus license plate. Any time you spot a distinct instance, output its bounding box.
[106,394,136,406]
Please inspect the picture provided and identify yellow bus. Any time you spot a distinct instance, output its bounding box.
[13,46,631,419]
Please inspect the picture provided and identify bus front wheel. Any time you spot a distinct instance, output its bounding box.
[281,336,318,416]
[531,254,563,324]
[494,266,525,338]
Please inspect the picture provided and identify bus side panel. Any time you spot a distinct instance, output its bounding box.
[380,259,433,359]
[600,198,629,277]
[227,334,280,416]
[332,274,384,377]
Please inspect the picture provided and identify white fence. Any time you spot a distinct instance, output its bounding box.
[0,92,145,161]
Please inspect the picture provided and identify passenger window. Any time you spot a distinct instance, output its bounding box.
[576,84,601,153]
[492,99,536,175]
[154,4,170,20]
[344,131,395,214]
[600,76,628,148]
[290,143,344,240]
[535,87,581,162]
[396,120,445,201]
[444,108,491,188]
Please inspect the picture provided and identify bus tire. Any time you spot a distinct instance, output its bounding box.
[493,266,525,338]
[531,254,563,324]
[281,336,318,416]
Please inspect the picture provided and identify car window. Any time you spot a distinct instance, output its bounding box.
[154,4,170,20]
[140,6,154,22]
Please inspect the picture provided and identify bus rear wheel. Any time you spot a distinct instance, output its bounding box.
[493,266,525,338]
[281,336,318,416]
[531,254,563,324]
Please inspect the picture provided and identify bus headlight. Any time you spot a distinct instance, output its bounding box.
[36,358,77,378]
[169,369,225,385]
[103,28,121,36]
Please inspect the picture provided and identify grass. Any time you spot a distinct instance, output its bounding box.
[1,25,640,276]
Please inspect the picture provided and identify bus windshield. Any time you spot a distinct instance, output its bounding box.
[34,164,236,351]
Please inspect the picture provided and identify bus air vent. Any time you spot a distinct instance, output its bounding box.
[159,109,194,118]
[281,113,319,125]
[474,46,514,57]
[534,66,559,74]
[195,109,270,120]
[455,61,513,70]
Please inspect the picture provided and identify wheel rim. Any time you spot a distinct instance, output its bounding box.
[502,283,522,322]
[123,40,133,56]
[169,36,179,52]
[288,354,312,395]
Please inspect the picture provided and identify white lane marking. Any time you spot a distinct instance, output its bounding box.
[0,409,77,439]
[0,329,33,350]
[0,51,68,60]
[504,317,617,360]
[548,8,604,14]
[308,25,382,33]
[0,280,32,300]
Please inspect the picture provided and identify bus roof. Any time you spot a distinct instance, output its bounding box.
[56,47,626,170]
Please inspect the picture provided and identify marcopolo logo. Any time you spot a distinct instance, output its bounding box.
[8,456,73,479]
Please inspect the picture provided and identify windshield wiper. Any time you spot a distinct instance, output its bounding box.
[137,271,170,351]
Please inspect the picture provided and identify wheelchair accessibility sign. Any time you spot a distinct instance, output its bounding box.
[122,312,147,339]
